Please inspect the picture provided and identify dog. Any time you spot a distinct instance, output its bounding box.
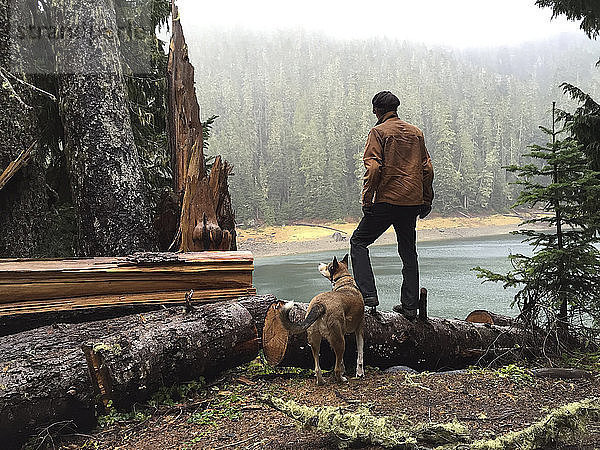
[279,254,365,385]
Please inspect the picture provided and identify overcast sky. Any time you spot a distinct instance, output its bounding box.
[177,0,584,48]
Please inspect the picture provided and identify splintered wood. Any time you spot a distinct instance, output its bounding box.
[0,252,256,317]
[167,4,237,251]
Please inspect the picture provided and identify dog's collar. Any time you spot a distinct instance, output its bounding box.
[332,274,358,291]
[332,274,353,283]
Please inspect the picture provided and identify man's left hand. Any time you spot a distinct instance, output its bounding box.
[419,205,432,219]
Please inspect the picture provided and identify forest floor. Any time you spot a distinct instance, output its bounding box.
[237,213,536,257]
[51,356,600,450]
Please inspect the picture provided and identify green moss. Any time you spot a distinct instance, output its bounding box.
[148,378,205,407]
[562,350,600,373]
[188,393,244,425]
[97,401,149,428]
[413,420,470,446]
[494,364,533,383]
[92,343,122,355]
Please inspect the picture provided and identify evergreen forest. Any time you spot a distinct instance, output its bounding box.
[187,30,600,224]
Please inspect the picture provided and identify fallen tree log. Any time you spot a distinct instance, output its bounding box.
[0,252,256,335]
[0,251,254,304]
[1,294,276,339]
[263,301,526,371]
[0,300,259,447]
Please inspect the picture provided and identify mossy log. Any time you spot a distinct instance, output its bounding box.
[263,301,525,371]
[262,395,600,450]
[260,395,470,449]
[0,300,259,448]
[471,397,600,449]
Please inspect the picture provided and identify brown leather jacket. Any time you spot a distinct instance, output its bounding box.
[361,111,434,207]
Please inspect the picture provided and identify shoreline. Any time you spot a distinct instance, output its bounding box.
[237,214,533,258]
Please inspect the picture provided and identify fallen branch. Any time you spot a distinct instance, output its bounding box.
[3,69,57,102]
[292,222,348,234]
[0,140,37,191]
[531,367,594,379]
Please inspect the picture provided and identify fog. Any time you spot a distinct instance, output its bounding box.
[177,0,582,48]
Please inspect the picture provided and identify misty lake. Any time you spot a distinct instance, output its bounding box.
[253,233,533,319]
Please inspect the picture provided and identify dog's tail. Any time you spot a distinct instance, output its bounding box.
[279,301,326,335]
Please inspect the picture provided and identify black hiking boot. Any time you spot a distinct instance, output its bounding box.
[393,304,417,321]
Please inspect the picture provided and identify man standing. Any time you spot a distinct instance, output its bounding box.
[350,91,434,319]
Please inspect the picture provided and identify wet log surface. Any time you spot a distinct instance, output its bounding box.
[263,301,524,371]
[0,300,260,447]
[0,252,256,333]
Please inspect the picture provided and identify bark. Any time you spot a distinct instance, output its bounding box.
[263,301,526,371]
[167,5,236,251]
[1,294,274,339]
[52,0,155,256]
[0,0,49,258]
[0,300,259,447]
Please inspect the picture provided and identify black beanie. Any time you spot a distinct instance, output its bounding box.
[372,91,400,113]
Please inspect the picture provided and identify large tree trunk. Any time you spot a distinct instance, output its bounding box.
[167,4,237,251]
[0,300,259,448]
[52,0,155,256]
[0,0,49,257]
[263,301,526,371]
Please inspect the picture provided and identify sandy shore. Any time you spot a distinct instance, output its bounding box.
[237,214,532,258]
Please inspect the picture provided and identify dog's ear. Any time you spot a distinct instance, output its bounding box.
[331,256,339,274]
[341,254,349,266]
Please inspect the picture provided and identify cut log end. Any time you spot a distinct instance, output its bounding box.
[262,301,290,366]
[466,310,515,327]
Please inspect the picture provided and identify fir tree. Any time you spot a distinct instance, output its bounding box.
[475,103,600,347]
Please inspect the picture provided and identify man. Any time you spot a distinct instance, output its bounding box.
[350,91,434,319]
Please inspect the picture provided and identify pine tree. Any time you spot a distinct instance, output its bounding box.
[475,103,600,346]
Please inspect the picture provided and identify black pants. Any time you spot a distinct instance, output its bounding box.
[350,203,420,310]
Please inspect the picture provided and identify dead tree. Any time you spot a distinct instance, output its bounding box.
[167,4,236,251]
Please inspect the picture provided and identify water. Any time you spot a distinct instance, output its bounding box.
[253,234,533,319]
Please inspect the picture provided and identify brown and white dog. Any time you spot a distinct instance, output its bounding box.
[279,254,365,385]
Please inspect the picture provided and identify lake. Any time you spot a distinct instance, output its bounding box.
[253,233,533,319]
